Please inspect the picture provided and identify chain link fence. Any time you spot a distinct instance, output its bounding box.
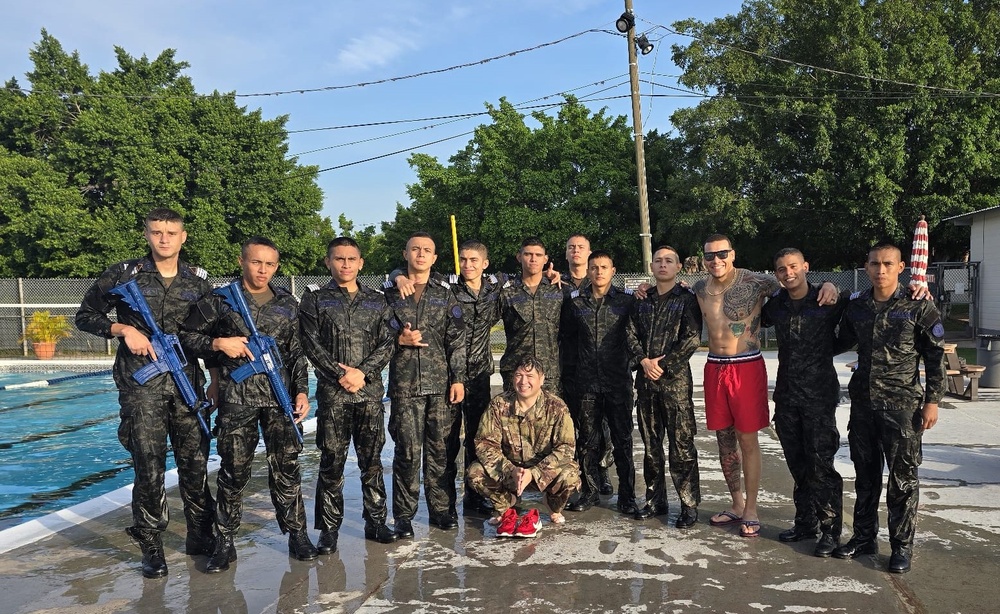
[2,266,973,359]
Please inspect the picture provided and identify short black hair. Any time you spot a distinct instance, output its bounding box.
[588,250,615,266]
[520,237,546,253]
[868,242,902,260]
[145,208,184,227]
[459,239,489,259]
[653,245,680,260]
[327,236,362,258]
[242,236,280,258]
[773,247,804,265]
[704,233,732,249]
[514,356,546,376]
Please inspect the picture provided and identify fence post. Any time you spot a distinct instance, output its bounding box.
[289,275,296,297]
[18,278,27,357]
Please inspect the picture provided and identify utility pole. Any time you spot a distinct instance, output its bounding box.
[623,0,653,275]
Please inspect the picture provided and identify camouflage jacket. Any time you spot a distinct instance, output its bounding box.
[298,281,393,403]
[75,256,211,395]
[449,272,507,380]
[562,285,636,393]
[474,390,578,491]
[839,286,947,409]
[558,272,590,385]
[761,283,850,407]
[181,282,309,407]
[497,276,564,385]
[627,284,703,394]
[383,277,467,398]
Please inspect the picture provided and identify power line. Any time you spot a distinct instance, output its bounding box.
[13,28,615,101]
[648,20,1000,99]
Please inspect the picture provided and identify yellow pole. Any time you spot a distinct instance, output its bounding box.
[450,215,460,274]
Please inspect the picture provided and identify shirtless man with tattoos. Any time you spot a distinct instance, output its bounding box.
[694,234,838,538]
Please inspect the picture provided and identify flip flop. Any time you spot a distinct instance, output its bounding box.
[709,510,743,526]
[739,520,761,538]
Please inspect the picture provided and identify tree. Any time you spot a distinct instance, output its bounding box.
[665,0,996,269]
[0,31,333,277]
[382,96,642,273]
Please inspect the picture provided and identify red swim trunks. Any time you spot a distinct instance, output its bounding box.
[704,352,770,432]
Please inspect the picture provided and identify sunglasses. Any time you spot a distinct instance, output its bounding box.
[703,249,732,262]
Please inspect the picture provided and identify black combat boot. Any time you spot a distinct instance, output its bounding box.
[317,530,338,555]
[205,533,237,573]
[288,530,319,561]
[127,527,167,579]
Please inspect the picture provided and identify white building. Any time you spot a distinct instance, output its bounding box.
[945,206,1000,335]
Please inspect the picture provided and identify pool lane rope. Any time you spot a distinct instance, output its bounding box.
[0,370,113,391]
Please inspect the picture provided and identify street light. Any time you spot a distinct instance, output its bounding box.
[636,34,654,56]
[620,0,653,275]
[615,11,635,33]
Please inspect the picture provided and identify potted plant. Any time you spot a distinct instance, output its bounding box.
[21,310,74,359]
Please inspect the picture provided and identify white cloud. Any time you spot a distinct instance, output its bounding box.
[330,27,422,73]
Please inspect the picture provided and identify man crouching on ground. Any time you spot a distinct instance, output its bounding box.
[468,357,580,529]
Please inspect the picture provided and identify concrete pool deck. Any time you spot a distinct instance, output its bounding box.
[1,351,999,613]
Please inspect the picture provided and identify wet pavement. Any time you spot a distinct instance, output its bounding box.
[2,351,999,613]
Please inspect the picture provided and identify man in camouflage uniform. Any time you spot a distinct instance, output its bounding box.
[498,237,564,393]
[389,240,506,515]
[448,240,506,514]
[299,237,397,553]
[181,236,317,572]
[562,251,638,515]
[627,246,703,527]
[468,357,580,524]
[76,207,215,579]
[761,248,848,557]
[560,234,614,496]
[383,232,467,538]
[833,242,946,574]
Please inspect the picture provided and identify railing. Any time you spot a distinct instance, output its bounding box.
[0,265,977,359]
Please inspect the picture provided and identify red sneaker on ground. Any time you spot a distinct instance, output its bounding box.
[514,509,541,538]
[496,508,519,537]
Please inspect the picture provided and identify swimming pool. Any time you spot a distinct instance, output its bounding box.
[0,370,136,529]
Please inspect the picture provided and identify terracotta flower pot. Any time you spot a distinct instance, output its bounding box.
[32,341,57,360]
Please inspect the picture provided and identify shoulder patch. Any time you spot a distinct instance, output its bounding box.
[771,288,781,298]
[622,288,634,295]
[306,283,321,292]
[191,266,208,279]
[488,274,497,285]
[440,280,450,289]
[570,289,580,299]
[449,273,459,284]
[383,280,394,289]
[931,322,945,338]
[849,291,862,300]
[502,280,512,289]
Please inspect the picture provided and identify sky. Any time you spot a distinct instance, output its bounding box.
[1,0,744,230]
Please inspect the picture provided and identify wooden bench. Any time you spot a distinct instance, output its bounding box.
[945,351,986,401]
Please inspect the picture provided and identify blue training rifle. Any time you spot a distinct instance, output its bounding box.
[213,280,304,445]
[109,278,212,439]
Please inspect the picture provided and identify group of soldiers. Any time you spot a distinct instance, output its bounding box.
[76,207,946,580]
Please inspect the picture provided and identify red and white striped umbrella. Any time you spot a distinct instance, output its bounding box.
[910,215,929,288]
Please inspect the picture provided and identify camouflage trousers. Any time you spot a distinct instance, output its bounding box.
[563,387,615,473]
[467,460,579,514]
[774,402,843,537]
[847,403,923,550]
[117,390,214,539]
[214,403,307,536]
[388,395,461,521]
[567,388,636,502]
[314,397,389,531]
[635,389,701,510]
[457,372,492,497]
